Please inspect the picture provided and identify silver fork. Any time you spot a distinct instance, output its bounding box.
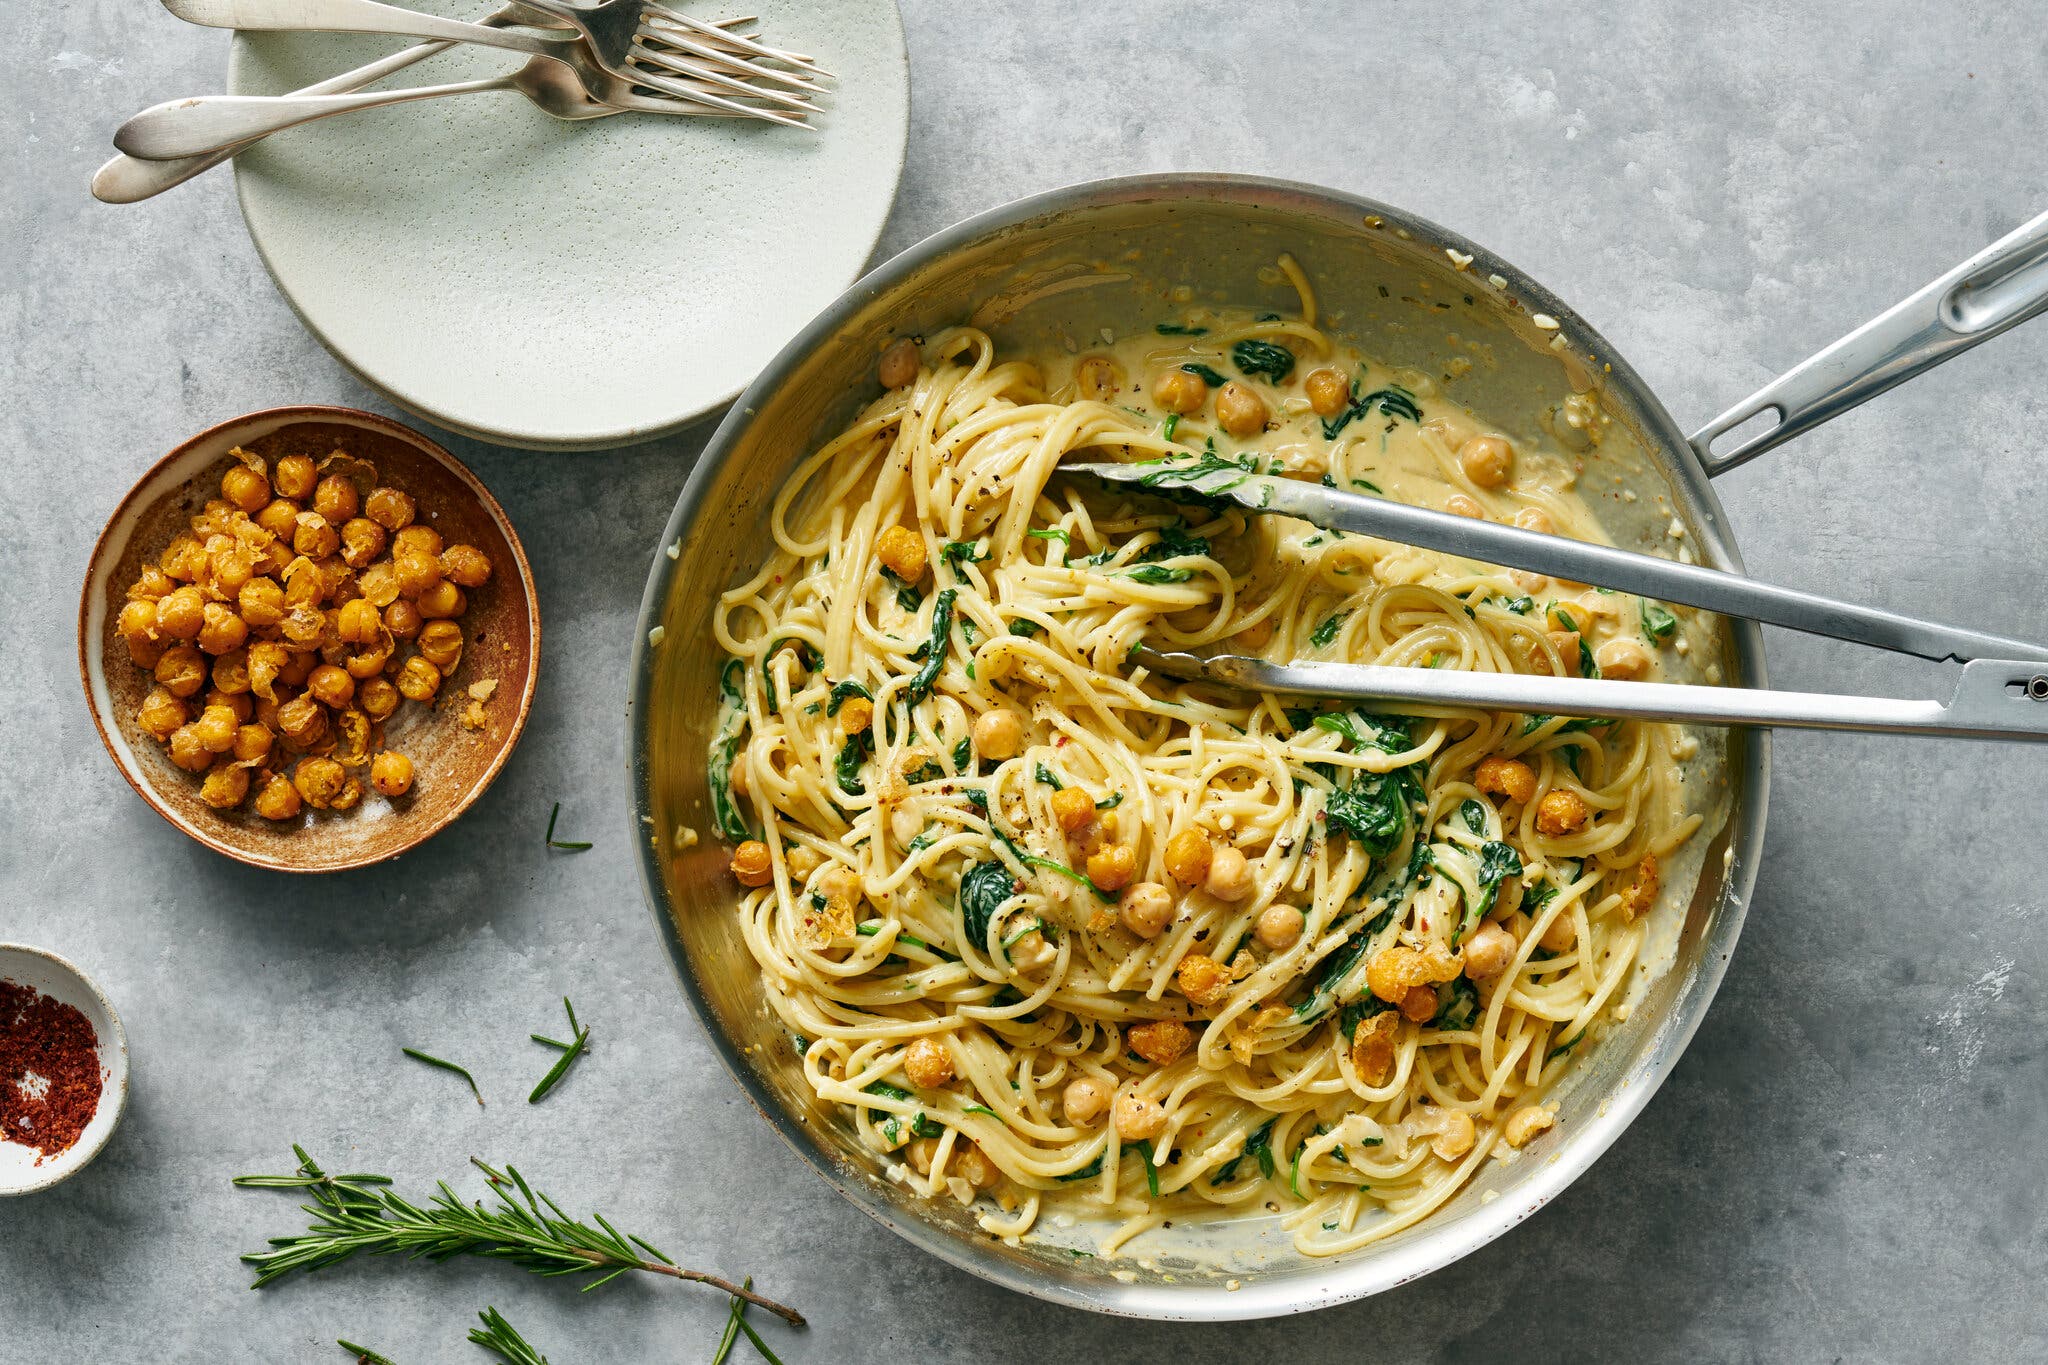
[514,0,828,113]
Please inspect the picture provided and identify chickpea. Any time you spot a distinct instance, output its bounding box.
[277,649,316,688]
[293,513,339,560]
[255,498,301,540]
[252,773,304,821]
[219,463,269,513]
[137,689,188,742]
[1232,614,1276,652]
[1075,354,1122,403]
[279,607,326,650]
[1050,787,1095,833]
[337,517,386,569]
[1127,1019,1193,1066]
[384,599,423,642]
[1538,910,1575,954]
[166,724,213,773]
[129,565,175,601]
[364,486,415,531]
[730,839,773,887]
[1535,789,1589,836]
[191,704,239,754]
[293,757,347,809]
[1475,756,1537,805]
[1061,1075,1112,1126]
[268,452,314,499]
[237,578,284,629]
[971,707,1022,760]
[1112,1090,1168,1142]
[904,1036,954,1089]
[1463,922,1517,980]
[1399,984,1439,1022]
[877,337,921,389]
[370,750,415,797]
[335,598,381,645]
[1151,366,1208,414]
[1176,953,1231,1006]
[1163,828,1212,887]
[816,863,863,911]
[313,474,360,524]
[875,525,927,583]
[203,687,252,723]
[1508,568,1550,595]
[305,664,354,709]
[1513,506,1555,535]
[953,1143,1000,1189]
[199,763,250,810]
[331,777,364,812]
[1445,493,1486,520]
[417,620,464,671]
[1504,1105,1556,1149]
[394,525,443,557]
[1204,844,1253,901]
[396,656,442,703]
[154,646,209,699]
[1423,1107,1477,1161]
[156,585,207,640]
[394,547,442,599]
[1595,637,1652,681]
[1254,904,1304,951]
[1458,434,1514,488]
[785,846,822,881]
[1304,366,1352,417]
[357,561,400,608]
[117,599,159,642]
[124,631,165,670]
[232,722,274,764]
[358,676,400,721]
[837,696,874,736]
[440,544,492,588]
[275,695,329,749]
[196,603,247,656]
[208,543,255,597]
[416,581,465,620]
[1215,381,1269,437]
[1086,844,1136,893]
[1118,882,1174,938]
[159,535,208,582]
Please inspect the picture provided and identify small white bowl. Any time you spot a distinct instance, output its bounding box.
[0,945,129,1195]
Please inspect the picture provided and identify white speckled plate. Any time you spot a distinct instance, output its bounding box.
[229,1,908,451]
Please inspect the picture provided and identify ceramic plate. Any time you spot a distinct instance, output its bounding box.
[228,1,909,451]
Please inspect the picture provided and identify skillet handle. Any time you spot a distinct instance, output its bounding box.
[1689,208,2048,477]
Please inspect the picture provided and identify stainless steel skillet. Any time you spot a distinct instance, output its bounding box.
[628,177,2047,1319]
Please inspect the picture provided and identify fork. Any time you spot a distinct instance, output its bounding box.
[513,0,827,114]
[159,0,819,127]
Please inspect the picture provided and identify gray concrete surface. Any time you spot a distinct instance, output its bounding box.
[6,2,2045,1360]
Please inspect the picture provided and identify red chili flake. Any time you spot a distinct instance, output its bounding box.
[0,979,104,1164]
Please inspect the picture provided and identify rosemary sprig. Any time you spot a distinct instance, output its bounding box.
[402,1048,484,1106]
[337,1342,397,1365]
[234,1146,804,1325]
[528,998,589,1103]
[544,803,592,852]
[469,1307,550,1365]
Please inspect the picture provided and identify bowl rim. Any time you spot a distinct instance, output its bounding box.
[627,172,1770,1318]
[0,942,131,1196]
[77,403,542,873]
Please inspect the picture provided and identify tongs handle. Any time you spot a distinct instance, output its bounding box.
[1134,649,2048,743]
[1691,209,2048,476]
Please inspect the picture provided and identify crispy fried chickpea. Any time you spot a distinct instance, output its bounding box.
[203,689,251,724]
[1062,1075,1112,1126]
[277,649,316,687]
[275,694,329,749]
[117,599,159,642]
[1232,614,1276,652]
[336,598,382,645]
[1421,1107,1476,1161]
[1475,755,1537,805]
[306,664,354,709]
[130,565,175,601]
[232,722,274,764]
[1619,855,1660,921]
[726,754,750,802]
[278,608,326,649]
[293,756,347,809]
[416,620,464,671]
[293,513,339,560]
[1513,506,1555,535]
[875,525,927,583]
[137,689,188,742]
[877,337,921,389]
[221,464,270,513]
[439,544,492,588]
[416,581,465,620]
[837,696,874,735]
[370,750,414,797]
[1151,366,1208,414]
[1445,493,1486,519]
[971,707,1022,760]
[393,547,441,599]
[1074,354,1123,402]
[357,676,399,721]
[1086,843,1136,893]
[208,543,255,596]
[1254,904,1304,951]
[396,656,442,703]
[338,517,386,570]
[903,1036,954,1089]
[199,763,250,810]
[1595,637,1652,681]
[1113,1090,1168,1142]
[330,777,364,812]
[255,499,301,540]
[1176,953,1231,1007]
[313,474,359,524]
[364,486,415,531]
[953,1142,1000,1189]
[1463,922,1517,980]
[1215,381,1269,437]
[1204,844,1253,901]
[196,602,248,656]
[271,452,316,499]
[166,724,213,773]
[1504,1105,1556,1149]
[1535,788,1589,836]
[252,773,303,821]
[384,599,423,642]
[1118,882,1174,938]
[124,632,165,669]
[730,839,773,887]
[1163,828,1213,887]
[1127,1019,1193,1066]
[155,585,206,641]
[154,646,209,699]
[159,535,208,582]
[356,561,400,608]
[1458,434,1514,488]
[394,525,443,557]
[1400,984,1439,1022]
[237,577,285,629]
[1050,787,1095,833]
[1367,942,1463,1003]
[1304,366,1352,417]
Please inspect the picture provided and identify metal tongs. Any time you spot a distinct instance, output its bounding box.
[1067,459,2048,742]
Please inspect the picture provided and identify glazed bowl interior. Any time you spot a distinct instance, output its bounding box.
[0,944,129,1196]
[632,177,1767,1317]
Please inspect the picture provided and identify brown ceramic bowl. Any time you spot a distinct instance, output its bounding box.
[78,406,539,873]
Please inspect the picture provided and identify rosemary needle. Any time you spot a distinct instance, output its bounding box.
[713,1279,752,1364]
[336,1342,397,1365]
[527,998,588,1104]
[402,1048,484,1106]
[544,803,592,852]
[469,1307,550,1365]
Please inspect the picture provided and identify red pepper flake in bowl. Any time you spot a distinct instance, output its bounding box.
[0,979,104,1163]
